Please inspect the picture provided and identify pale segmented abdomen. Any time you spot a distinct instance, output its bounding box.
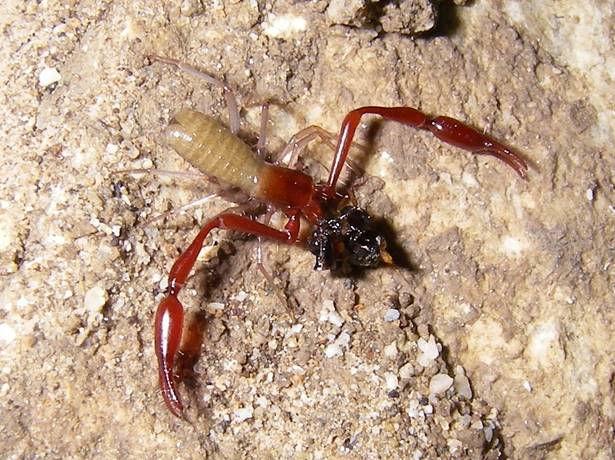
[165,109,264,194]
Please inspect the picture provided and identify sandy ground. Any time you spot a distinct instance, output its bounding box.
[0,1,613,459]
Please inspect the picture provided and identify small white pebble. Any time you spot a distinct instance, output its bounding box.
[319,299,344,327]
[383,308,400,322]
[158,276,169,292]
[461,172,478,188]
[324,331,350,358]
[440,172,452,185]
[502,235,524,255]
[1,262,17,275]
[383,341,398,359]
[289,324,303,334]
[417,335,439,367]
[423,404,433,414]
[407,399,420,418]
[399,363,415,379]
[429,373,453,395]
[89,217,113,235]
[522,380,532,392]
[0,382,9,397]
[585,188,594,201]
[324,342,341,358]
[224,359,242,373]
[384,372,398,391]
[337,331,350,346]
[262,13,307,39]
[447,439,463,453]
[140,158,154,169]
[255,396,269,407]
[233,406,254,423]
[105,143,119,155]
[322,299,334,310]
[207,302,225,311]
[290,364,305,375]
[379,150,394,164]
[39,67,61,87]
[0,324,16,344]
[233,291,248,302]
[52,23,67,34]
[16,297,31,308]
[84,285,108,314]
[327,310,344,328]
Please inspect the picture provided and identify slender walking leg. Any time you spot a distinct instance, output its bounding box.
[148,55,241,134]
[279,125,365,173]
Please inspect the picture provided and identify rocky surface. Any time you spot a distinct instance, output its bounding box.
[0,1,613,458]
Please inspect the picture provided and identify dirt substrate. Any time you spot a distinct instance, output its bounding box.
[0,1,613,459]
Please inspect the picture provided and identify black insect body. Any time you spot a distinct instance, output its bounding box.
[307,206,390,271]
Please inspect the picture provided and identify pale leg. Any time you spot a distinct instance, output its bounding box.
[148,55,241,134]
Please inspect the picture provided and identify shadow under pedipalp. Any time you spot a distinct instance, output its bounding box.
[176,310,208,389]
[373,216,417,272]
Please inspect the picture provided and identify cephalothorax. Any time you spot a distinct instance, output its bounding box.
[140,55,527,418]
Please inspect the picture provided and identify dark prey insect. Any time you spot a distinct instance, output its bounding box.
[141,56,528,418]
